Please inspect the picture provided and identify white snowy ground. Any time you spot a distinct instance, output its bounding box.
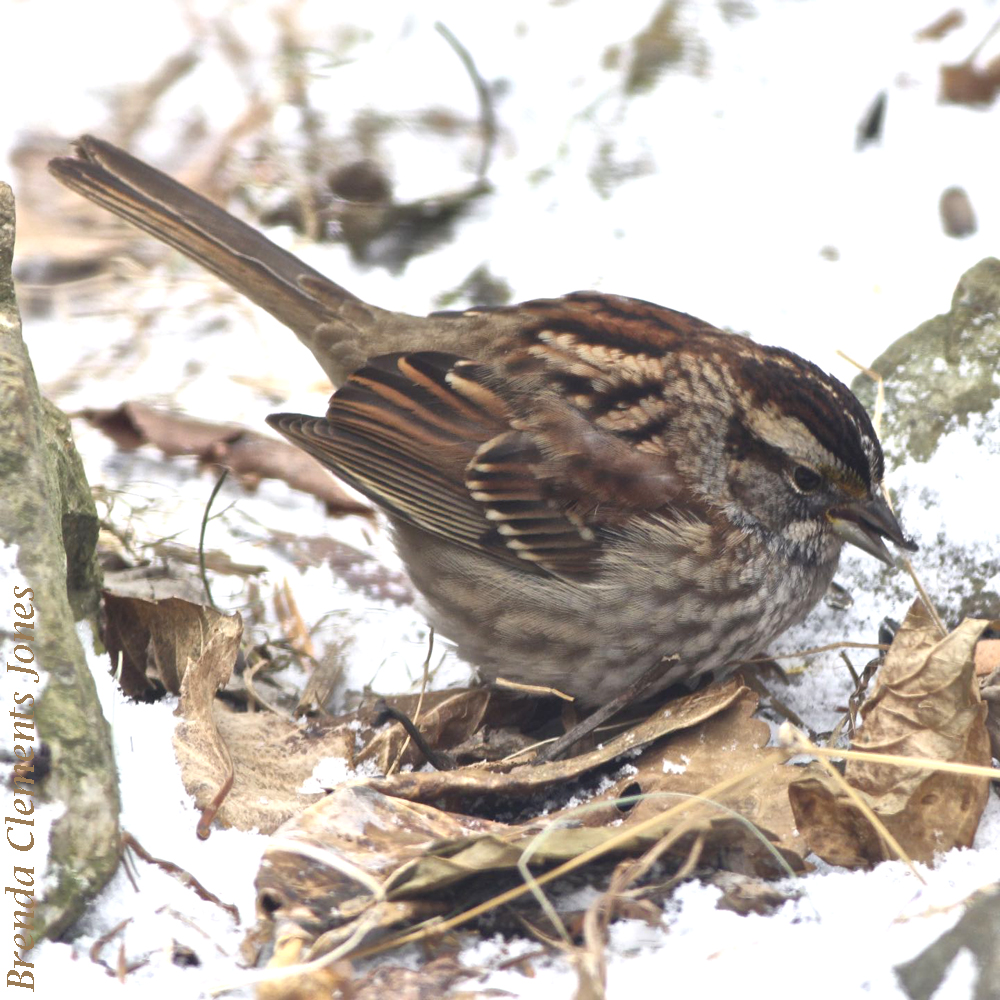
[2,1,999,997]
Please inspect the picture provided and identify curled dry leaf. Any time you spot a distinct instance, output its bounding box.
[81,401,372,514]
[244,679,810,969]
[599,687,807,861]
[188,682,748,838]
[789,599,994,867]
[361,677,749,806]
[103,592,239,699]
[172,687,518,837]
[250,785,798,969]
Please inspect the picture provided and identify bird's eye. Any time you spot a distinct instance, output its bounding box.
[791,465,822,493]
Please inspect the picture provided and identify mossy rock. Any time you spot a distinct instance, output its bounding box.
[0,182,119,940]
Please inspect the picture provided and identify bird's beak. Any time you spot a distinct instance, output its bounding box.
[828,493,918,567]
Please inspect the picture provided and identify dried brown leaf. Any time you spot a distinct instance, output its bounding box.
[169,607,243,834]
[103,564,207,606]
[263,529,414,604]
[356,688,493,773]
[257,789,784,934]
[174,709,353,835]
[790,599,994,866]
[150,542,267,577]
[81,401,371,514]
[84,401,233,454]
[601,688,807,862]
[915,9,965,42]
[103,592,239,699]
[250,779,798,968]
[174,687,525,837]
[243,679,806,966]
[939,60,1000,106]
[360,678,747,806]
[294,642,349,717]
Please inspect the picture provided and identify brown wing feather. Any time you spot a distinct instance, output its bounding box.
[267,352,603,580]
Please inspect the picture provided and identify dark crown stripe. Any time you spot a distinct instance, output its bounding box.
[740,353,878,485]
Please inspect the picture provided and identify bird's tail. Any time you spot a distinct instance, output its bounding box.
[48,135,409,383]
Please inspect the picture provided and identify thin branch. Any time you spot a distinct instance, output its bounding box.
[198,467,229,610]
[436,21,497,180]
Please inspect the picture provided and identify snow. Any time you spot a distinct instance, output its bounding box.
[2,1,998,997]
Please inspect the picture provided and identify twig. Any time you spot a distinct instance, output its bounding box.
[122,831,240,920]
[243,650,295,720]
[199,467,229,610]
[387,630,435,776]
[435,21,497,180]
[839,650,860,687]
[373,698,455,772]
[196,734,235,840]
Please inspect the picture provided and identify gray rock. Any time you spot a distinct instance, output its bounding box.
[0,182,119,940]
[853,257,1000,468]
[849,258,1000,623]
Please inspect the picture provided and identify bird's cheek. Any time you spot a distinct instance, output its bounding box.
[726,466,783,530]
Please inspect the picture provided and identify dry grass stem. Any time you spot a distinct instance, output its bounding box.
[781,727,1000,782]
[837,350,885,436]
[901,557,948,637]
[495,677,576,701]
[739,641,888,665]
